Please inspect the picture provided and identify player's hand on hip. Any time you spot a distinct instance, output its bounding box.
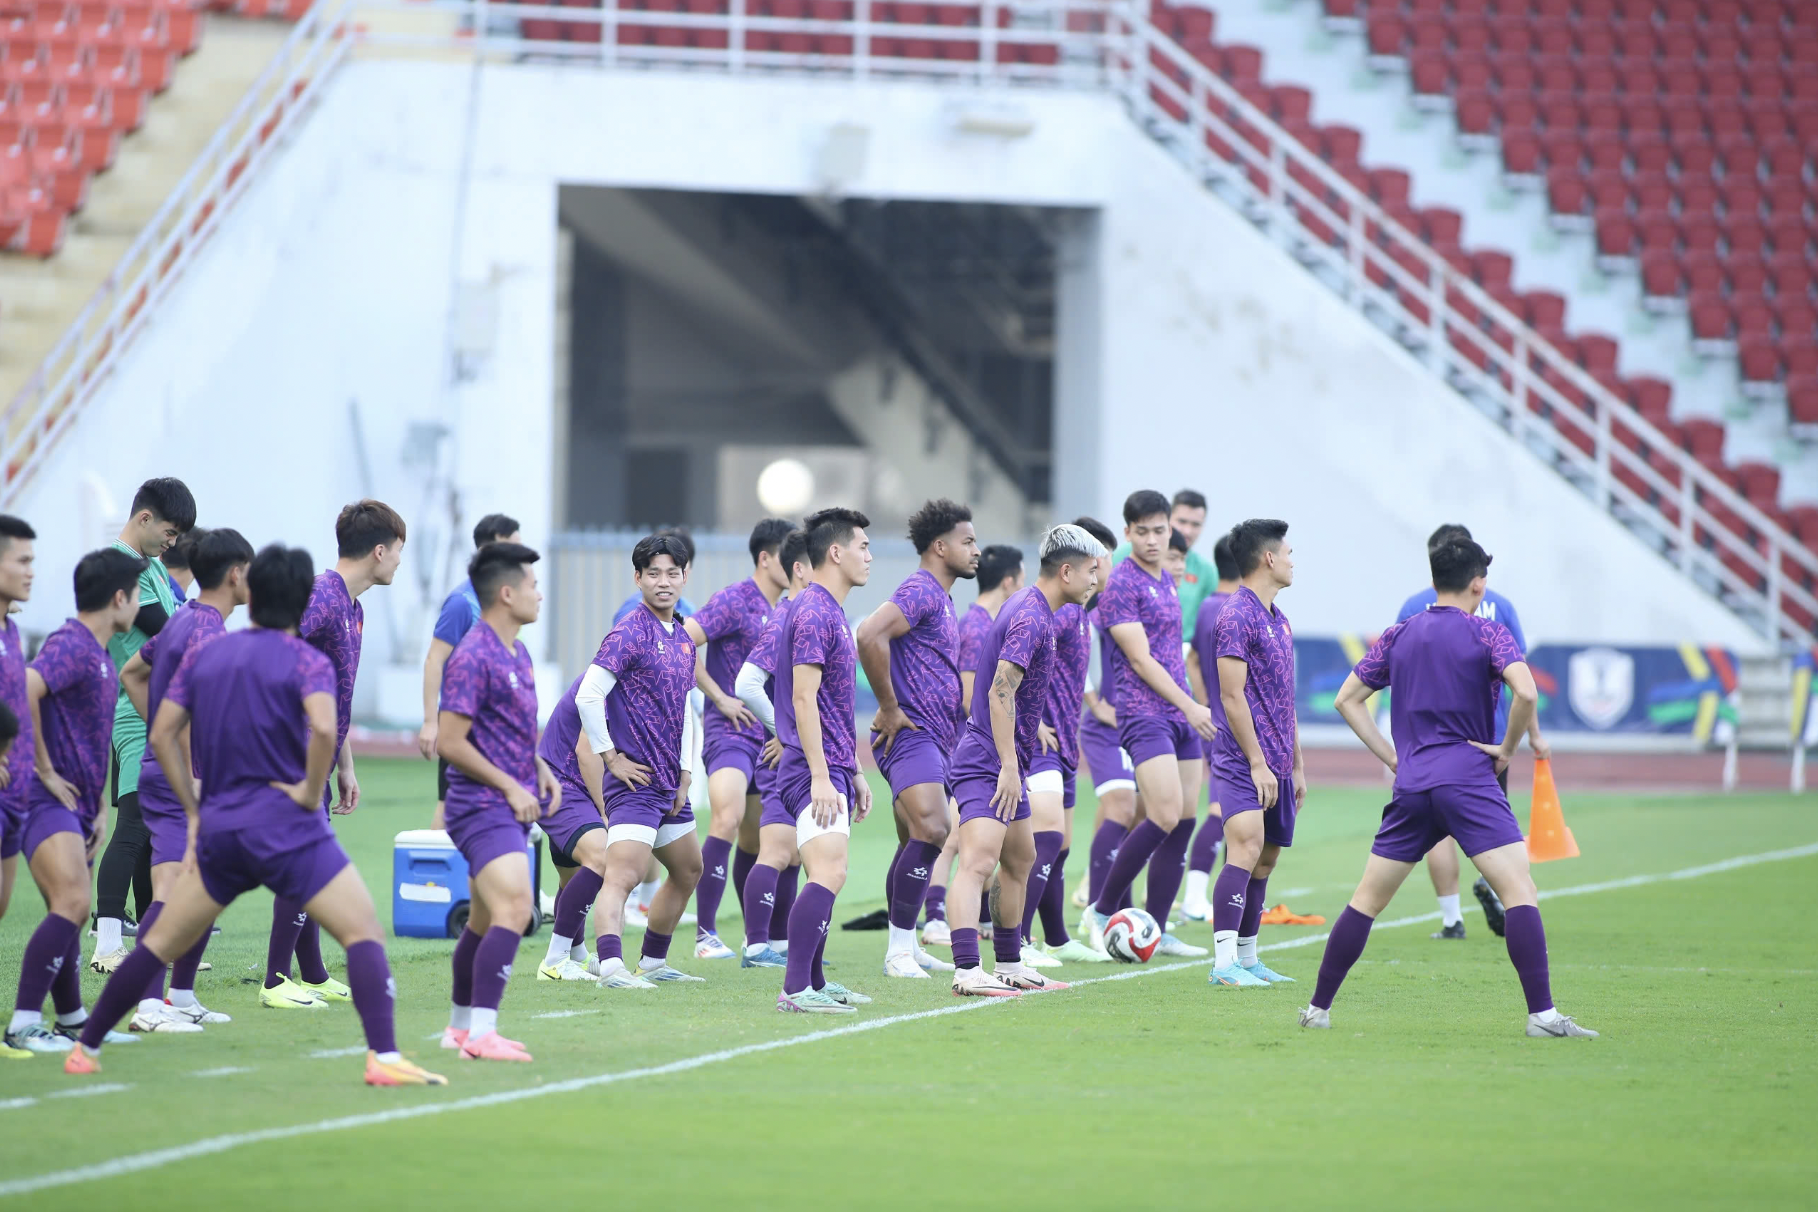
[868,704,916,756]
[270,779,318,810]
[40,768,78,811]
[809,774,842,826]
[992,765,1022,821]
[761,737,782,769]
[1249,761,1279,809]
[1185,700,1216,741]
[716,694,757,729]
[605,749,652,788]
[1037,722,1058,754]
[416,721,437,760]
[1467,740,1513,774]
[506,784,540,823]
[1092,700,1117,728]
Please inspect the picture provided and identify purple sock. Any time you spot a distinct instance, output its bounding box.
[774,865,799,942]
[979,890,993,934]
[295,917,329,984]
[596,933,623,964]
[884,841,904,911]
[170,927,210,994]
[50,933,82,1016]
[1087,820,1128,904]
[642,929,672,963]
[1210,863,1252,934]
[553,868,603,941]
[265,897,308,988]
[889,840,942,931]
[450,927,480,1009]
[1503,904,1554,1014]
[14,914,78,1015]
[345,940,397,1055]
[1143,817,1196,924]
[951,926,980,970]
[1311,906,1374,1010]
[923,883,946,924]
[79,944,165,1049]
[742,863,781,947]
[1020,831,1064,942]
[471,925,519,1011]
[993,920,1023,966]
[695,836,734,936]
[1039,847,1072,945]
[1117,886,1134,911]
[1239,876,1270,937]
[1094,819,1167,915]
[1189,813,1224,874]
[731,847,757,909]
[136,901,166,1002]
[782,881,836,994]
[811,929,828,990]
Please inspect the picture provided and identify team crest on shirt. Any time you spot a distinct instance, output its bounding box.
[508,671,520,689]
[1567,646,1634,730]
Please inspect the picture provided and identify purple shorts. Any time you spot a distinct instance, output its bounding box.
[1120,713,1202,766]
[1371,781,1524,863]
[870,725,949,798]
[952,770,1030,825]
[1078,716,1132,790]
[1203,763,1224,811]
[1211,751,1297,847]
[542,773,604,863]
[198,825,350,907]
[605,784,694,833]
[766,752,853,828]
[0,800,21,861]
[704,729,763,782]
[1027,749,1078,810]
[140,781,190,867]
[445,801,532,878]
[20,803,86,862]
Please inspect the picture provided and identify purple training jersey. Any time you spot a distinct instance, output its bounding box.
[1192,589,1235,732]
[1096,557,1190,721]
[537,672,586,792]
[164,628,337,838]
[749,594,794,688]
[693,579,774,748]
[593,604,696,795]
[1042,601,1089,769]
[298,570,363,759]
[774,583,858,773]
[1211,585,1297,776]
[136,600,227,798]
[0,617,33,822]
[25,620,116,829]
[886,569,963,748]
[1354,606,1524,792]
[954,586,1057,774]
[440,620,539,814]
[956,602,991,685]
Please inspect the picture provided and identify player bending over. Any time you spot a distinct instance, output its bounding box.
[1309,538,1595,1038]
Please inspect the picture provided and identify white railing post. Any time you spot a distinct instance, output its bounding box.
[1427,258,1444,370]
[1595,383,1612,510]
[981,0,995,86]
[1680,467,1697,574]
[1511,333,1530,441]
[730,0,745,73]
[1769,533,1785,644]
[1268,139,1285,233]
[1346,199,1363,303]
[855,0,868,81]
[603,0,618,67]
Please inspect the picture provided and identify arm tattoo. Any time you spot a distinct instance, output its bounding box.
[991,662,1024,711]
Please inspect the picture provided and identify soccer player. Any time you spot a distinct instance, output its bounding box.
[683,517,794,961]
[1206,518,1302,987]
[771,507,875,1013]
[1087,491,1213,959]
[436,541,554,1061]
[1394,523,1542,940]
[420,513,521,831]
[612,527,699,623]
[1163,527,1190,585]
[573,533,706,990]
[115,528,255,1031]
[65,544,445,1085]
[856,498,978,979]
[162,532,196,601]
[1181,532,1240,921]
[948,524,1104,995]
[1307,538,1595,1038]
[1113,489,1218,638]
[5,547,145,1053]
[532,668,608,982]
[731,530,812,967]
[1075,594,1137,919]
[0,516,35,947]
[91,477,196,974]
[263,500,406,1010]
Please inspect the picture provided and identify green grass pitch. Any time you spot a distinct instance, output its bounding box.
[1,758,1813,1208]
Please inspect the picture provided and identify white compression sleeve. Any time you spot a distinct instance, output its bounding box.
[734,661,776,734]
[577,664,618,753]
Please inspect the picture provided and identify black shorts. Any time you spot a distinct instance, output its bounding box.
[437,757,450,801]
[1497,766,1509,795]
[548,819,603,870]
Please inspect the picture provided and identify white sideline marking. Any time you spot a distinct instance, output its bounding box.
[305,1047,367,1059]
[45,1084,132,1099]
[532,1010,601,1020]
[0,1098,37,1112]
[191,1068,252,1078]
[3,840,1812,1199]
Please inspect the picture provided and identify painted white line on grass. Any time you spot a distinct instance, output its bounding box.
[4,839,1813,1200]
[305,1047,367,1059]
[45,1084,131,1100]
[191,1068,253,1078]
[532,1010,602,1020]
[0,1098,37,1112]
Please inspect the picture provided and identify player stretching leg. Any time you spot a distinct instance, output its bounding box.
[66,544,443,1085]
[6,549,145,1053]
[115,528,255,1032]
[0,516,36,1058]
[772,509,874,1013]
[682,518,794,961]
[574,534,707,990]
[532,673,607,982]
[1207,520,1302,988]
[1181,533,1239,921]
[436,543,555,1061]
[949,526,1103,995]
[1087,492,1213,958]
[1312,538,1595,1038]
[856,499,978,979]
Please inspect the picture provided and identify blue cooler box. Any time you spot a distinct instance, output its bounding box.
[392,829,542,939]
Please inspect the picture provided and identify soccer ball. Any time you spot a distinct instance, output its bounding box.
[1103,908,1162,963]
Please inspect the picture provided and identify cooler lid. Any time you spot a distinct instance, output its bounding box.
[394,829,456,847]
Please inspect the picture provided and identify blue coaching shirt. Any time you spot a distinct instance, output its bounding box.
[434,579,483,648]
[1394,587,1527,742]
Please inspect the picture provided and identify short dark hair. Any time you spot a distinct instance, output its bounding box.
[1431,539,1493,593]
[632,533,692,574]
[655,527,695,567]
[74,547,147,613]
[803,507,870,569]
[0,515,34,555]
[130,478,196,533]
[1427,523,1473,552]
[470,541,540,605]
[248,544,316,631]
[906,498,973,554]
[0,701,16,749]
[1168,528,1191,553]
[748,517,795,565]
[188,527,255,591]
[162,531,197,571]
[473,513,520,548]
[1212,533,1239,582]
[1072,516,1117,552]
[1123,490,1170,526]
[1227,518,1289,576]
[335,499,407,559]
[977,544,1024,592]
[780,529,809,579]
[1172,489,1207,513]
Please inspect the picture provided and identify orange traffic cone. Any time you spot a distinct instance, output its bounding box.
[1527,757,1580,863]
